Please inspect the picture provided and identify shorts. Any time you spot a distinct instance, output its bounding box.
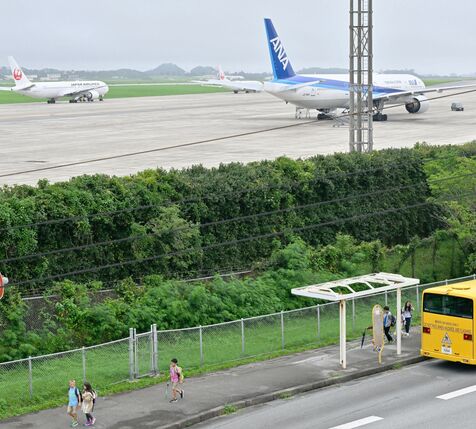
[172,381,182,390]
[67,405,79,414]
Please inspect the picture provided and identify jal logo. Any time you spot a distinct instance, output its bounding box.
[269,36,289,71]
[13,68,22,81]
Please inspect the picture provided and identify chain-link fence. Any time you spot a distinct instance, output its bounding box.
[1,274,474,417]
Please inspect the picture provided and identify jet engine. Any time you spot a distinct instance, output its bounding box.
[84,90,100,101]
[405,95,430,114]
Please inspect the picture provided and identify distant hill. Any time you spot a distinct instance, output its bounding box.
[146,63,186,76]
[190,65,217,76]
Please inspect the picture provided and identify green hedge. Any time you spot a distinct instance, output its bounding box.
[0,148,442,295]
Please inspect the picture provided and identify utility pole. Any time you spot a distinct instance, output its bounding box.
[349,0,373,153]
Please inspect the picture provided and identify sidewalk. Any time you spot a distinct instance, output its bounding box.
[0,330,423,429]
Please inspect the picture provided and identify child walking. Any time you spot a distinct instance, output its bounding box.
[169,358,184,403]
[67,379,82,428]
[82,382,97,426]
[402,301,414,336]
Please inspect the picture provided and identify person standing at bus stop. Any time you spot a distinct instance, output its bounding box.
[402,301,414,336]
[383,306,393,343]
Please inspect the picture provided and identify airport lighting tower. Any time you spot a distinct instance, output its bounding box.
[349,0,373,153]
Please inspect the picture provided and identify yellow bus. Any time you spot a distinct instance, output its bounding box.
[421,279,475,364]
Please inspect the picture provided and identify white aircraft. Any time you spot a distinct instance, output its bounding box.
[264,19,476,120]
[194,65,263,94]
[0,57,109,104]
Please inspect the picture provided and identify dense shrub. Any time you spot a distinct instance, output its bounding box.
[0,148,445,295]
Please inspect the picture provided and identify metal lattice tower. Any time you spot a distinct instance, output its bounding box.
[349,0,373,153]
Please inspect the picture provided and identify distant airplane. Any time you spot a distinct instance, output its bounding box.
[264,18,476,120]
[193,65,263,94]
[0,57,109,104]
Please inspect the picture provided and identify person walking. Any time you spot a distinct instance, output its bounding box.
[169,358,184,403]
[67,379,82,428]
[402,301,414,336]
[81,382,97,426]
[383,306,394,343]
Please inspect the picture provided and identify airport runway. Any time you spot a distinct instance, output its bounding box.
[1,87,476,186]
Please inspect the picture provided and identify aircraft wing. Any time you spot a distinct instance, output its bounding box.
[60,85,108,98]
[374,83,476,101]
[192,79,223,86]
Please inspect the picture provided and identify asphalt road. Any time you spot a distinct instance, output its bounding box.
[194,359,476,429]
[1,84,476,186]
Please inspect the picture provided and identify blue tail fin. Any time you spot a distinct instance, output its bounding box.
[264,18,296,80]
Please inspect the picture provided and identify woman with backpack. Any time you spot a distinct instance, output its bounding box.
[81,382,97,426]
[402,301,414,337]
[383,306,394,343]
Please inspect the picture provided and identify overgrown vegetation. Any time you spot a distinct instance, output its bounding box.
[0,148,444,296]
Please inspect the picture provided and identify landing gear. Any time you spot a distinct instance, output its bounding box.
[69,99,77,103]
[317,112,333,120]
[233,90,239,94]
[373,112,387,121]
[99,96,104,101]
[47,99,56,104]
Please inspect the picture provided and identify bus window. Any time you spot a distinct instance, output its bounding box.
[423,293,473,319]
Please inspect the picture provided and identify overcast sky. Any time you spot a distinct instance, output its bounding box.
[1,0,475,75]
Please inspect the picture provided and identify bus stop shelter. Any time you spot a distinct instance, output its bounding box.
[292,273,419,368]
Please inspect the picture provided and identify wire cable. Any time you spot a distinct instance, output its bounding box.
[8,189,474,289]
[0,151,472,234]
[1,172,473,265]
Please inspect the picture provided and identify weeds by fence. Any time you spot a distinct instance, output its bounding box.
[0,274,474,419]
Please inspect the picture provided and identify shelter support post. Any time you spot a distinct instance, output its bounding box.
[339,300,347,368]
[396,287,402,355]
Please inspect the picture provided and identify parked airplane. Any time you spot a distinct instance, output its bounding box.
[0,57,109,104]
[264,18,476,120]
[194,65,263,94]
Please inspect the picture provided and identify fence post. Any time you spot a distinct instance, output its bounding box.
[199,325,204,367]
[28,356,33,399]
[281,310,285,350]
[241,319,245,355]
[129,328,135,381]
[82,347,86,383]
[384,291,388,306]
[317,306,321,340]
[134,328,139,378]
[152,324,158,376]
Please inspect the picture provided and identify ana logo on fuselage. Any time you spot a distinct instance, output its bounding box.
[13,68,22,81]
[269,36,289,71]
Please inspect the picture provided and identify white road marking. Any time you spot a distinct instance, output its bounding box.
[436,385,476,400]
[328,416,383,429]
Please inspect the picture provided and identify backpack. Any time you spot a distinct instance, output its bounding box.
[92,390,97,404]
[73,387,82,403]
[177,366,184,382]
[389,314,397,327]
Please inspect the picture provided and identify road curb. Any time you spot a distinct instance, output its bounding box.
[160,354,426,429]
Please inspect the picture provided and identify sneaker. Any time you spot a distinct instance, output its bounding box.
[169,398,178,403]
[180,390,184,399]
[84,423,91,427]
[91,418,96,425]
[72,421,79,428]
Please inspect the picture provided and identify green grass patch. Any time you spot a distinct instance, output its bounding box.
[0,84,226,104]
[223,404,238,415]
